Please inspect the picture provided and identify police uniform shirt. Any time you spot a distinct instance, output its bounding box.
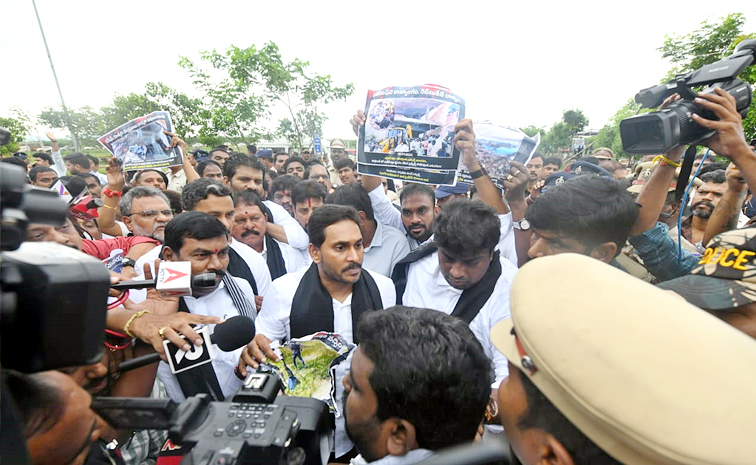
[156,277,256,402]
[402,251,518,387]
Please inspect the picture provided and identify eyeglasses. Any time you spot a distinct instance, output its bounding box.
[310,174,329,181]
[127,209,173,219]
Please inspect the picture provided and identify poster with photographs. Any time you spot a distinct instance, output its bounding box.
[457,122,541,190]
[98,111,182,171]
[357,163,458,186]
[358,85,465,177]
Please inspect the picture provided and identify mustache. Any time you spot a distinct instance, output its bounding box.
[692,200,716,211]
[241,229,261,237]
[342,263,362,273]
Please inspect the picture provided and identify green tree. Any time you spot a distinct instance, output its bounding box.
[562,109,589,135]
[99,83,203,139]
[179,42,353,149]
[0,109,32,156]
[659,12,756,141]
[519,125,545,138]
[38,105,101,146]
[539,121,572,154]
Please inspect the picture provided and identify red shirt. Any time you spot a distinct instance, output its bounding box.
[81,236,160,260]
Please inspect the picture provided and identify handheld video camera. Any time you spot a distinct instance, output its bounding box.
[620,39,756,155]
[93,373,333,465]
[1,162,111,372]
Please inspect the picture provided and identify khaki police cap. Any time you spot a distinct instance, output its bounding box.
[491,254,756,465]
[627,161,702,194]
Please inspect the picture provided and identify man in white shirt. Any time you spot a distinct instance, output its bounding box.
[392,119,520,411]
[237,205,395,460]
[326,183,410,277]
[222,154,310,251]
[157,211,257,402]
[231,189,309,279]
[394,200,517,392]
[179,179,272,308]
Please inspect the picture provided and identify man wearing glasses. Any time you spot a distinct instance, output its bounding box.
[120,186,174,243]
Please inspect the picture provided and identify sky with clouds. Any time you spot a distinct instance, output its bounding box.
[1,1,751,141]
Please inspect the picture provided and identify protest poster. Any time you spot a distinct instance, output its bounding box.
[357,85,465,185]
[260,332,353,415]
[457,122,541,189]
[357,163,458,186]
[98,111,182,171]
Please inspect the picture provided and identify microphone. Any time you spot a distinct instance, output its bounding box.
[111,272,220,290]
[118,315,255,372]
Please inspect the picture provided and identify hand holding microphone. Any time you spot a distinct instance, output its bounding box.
[119,315,256,372]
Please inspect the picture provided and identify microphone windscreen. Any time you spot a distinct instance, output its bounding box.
[212,315,255,351]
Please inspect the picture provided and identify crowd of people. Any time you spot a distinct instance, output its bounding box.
[3,85,756,465]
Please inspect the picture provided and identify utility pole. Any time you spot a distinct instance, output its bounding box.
[32,0,79,151]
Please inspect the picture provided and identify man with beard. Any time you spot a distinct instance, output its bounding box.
[342,307,492,464]
[679,169,726,251]
[120,186,173,242]
[237,205,395,461]
[231,190,309,279]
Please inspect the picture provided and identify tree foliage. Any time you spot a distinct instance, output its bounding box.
[1,109,32,156]
[593,12,755,159]
[529,109,589,155]
[179,42,354,149]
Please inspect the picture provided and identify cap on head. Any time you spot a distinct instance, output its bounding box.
[491,253,756,465]
[330,138,346,149]
[657,227,756,310]
[569,160,612,177]
[593,147,614,160]
[434,182,470,199]
[626,161,703,194]
[541,172,576,193]
[256,149,273,159]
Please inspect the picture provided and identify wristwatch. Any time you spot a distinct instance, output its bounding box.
[513,219,531,231]
[122,257,136,268]
[469,167,488,179]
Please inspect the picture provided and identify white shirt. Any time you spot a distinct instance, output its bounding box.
[132,238,271,299]
[157,277,256,402]
[256,266,396,456]
[51,150,67,177]
[263,200,310,251]
[402,251,518,388]
[362,221,410,277]
[260,235,310,273]
[368,183,519,265]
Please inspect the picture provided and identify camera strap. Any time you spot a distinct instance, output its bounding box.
[675,145,697,204]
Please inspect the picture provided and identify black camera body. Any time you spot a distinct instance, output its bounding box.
[93,373,332,465]
[620,39,756,155]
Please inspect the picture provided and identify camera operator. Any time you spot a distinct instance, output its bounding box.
[628,87,756,281]
[343,306,492,464]
[4,370,110,465]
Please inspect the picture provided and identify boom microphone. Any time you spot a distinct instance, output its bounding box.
[118,315,255,372]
